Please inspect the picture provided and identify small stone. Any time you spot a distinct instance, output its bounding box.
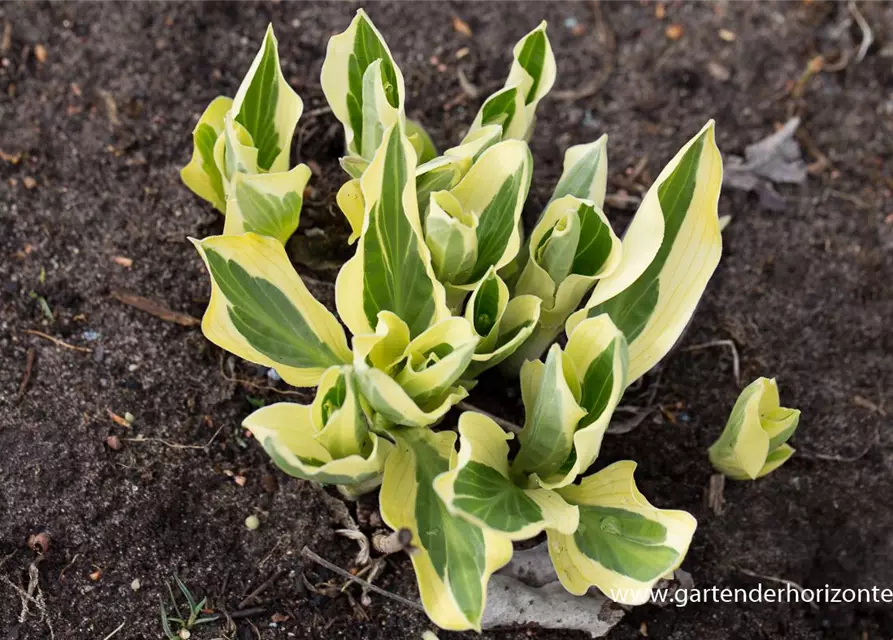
[124,412,136,424]
[707,61,731,82]
[105,435,122,451]
[131,578,141,591]
[34,44,48,64]
[23,176,37,189]
[245,515,260,530]
[266,368,282,382]
[718,28,736,42]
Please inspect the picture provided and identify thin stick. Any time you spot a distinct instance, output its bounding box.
[122,424,223,451]
[301,547,424,612]
[683,339,741,387]
[218,355,305,397]
[738,568,819,611]
[238,569,286,610]
[456,401,521,434]
[58,553,80,582]
[848,1,873,63]
[101,621,125,640]
[798,436,877,463]
[111,291,200,327]
[22,329,92,353]
[15,348,36,401]
[228,606,267,620]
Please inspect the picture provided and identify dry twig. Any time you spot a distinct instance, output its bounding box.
[238,569,286,609]
[848,1,873,63]
[218,354,306,397]
[301,547,424,612]
[111,291,200,327]
[738,568,819,611]
[15,348,36,401]
[122,424,223,451]
[22,329,91,353]
[683,339,741,387]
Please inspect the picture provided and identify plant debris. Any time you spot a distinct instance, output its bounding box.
[111,291,200,327]
[723,118,807,211]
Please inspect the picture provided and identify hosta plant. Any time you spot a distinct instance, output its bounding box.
[181,11,741,632]
[708,377,800,480]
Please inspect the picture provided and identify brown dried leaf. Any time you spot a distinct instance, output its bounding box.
[111,291,201,327]
[452,15,472,37]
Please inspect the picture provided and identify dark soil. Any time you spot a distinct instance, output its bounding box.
[2,2,892,639]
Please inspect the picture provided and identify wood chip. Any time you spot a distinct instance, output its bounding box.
[1,22,11,53]
[111,291,200,327]
[107,409,132,427]
[706,473,726,515]
[665,24,684,40]
[34,43,48,63]
[23,176,37,189]
[655,2,666,19]
[112,255,133,268]
[452,15,472,37]
[0,149,22,164]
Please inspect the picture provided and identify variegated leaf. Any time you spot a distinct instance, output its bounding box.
[463,269,541,378]
[434,412,579,540]
[224,164,311,244]
[511,344,586,478]
[548,461,697,605]
[181,96,233,213]
[192,233,351,387]
[353,313,477,428]
[538,315,628,489]
[311,366,368,459]
[336,178,366,244]
[550,135,609,207]
[435,140,532,305]
[508,195,621,369]
[231,24,303,173]
[380,428,513,630]
[708,377,800,480]
[321,9,405,160]
[406,117,438,164]
[464,22,556,142]
[243,401,391,491]
[568,122,723,384]
[335,125,449,338]
[215,113,259,191]
[425,191,479,285]
[415,125,504,220]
